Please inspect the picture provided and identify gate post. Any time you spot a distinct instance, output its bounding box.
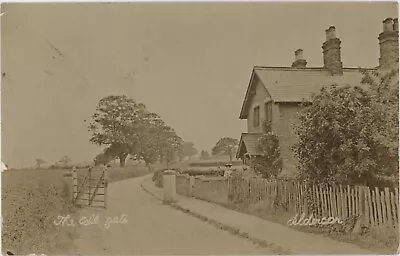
[163,170,177,204]
[72,166,77,202]
[189,175,195,197]
[104,166,108,209]
[88,167,92,206]
[63,167,74,202]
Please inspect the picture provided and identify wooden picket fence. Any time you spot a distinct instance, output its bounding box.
[228,176,399,227]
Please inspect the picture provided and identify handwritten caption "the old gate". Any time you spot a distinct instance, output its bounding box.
[54,214,128,229]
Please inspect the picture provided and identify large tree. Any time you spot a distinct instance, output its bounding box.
[135,112,183,168]
[87,95,146,167]
[182,142,198,160]
[293,69,398,185]
[161,133,184,168]
[212,137,239,161]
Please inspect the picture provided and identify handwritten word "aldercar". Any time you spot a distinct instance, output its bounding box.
[287,213,343,226]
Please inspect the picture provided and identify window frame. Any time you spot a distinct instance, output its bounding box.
[263,100,273,132]
[253,105,260,127]
[265,101,272,124]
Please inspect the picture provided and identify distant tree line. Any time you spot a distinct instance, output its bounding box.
[211,137,238,161]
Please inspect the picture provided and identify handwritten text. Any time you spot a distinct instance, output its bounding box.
[287,213,343,226]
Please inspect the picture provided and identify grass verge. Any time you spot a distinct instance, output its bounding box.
[2,169,78,255]
[223,200,398,254]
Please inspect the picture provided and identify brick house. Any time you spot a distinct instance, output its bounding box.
[236,18,399,172]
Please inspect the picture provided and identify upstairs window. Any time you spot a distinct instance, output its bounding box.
[265,102,272,124]
[264,102,272,132]
[253,106,260,127]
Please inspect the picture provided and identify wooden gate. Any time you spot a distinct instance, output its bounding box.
[72,166,108,208]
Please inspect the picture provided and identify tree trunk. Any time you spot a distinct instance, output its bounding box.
[119,154,127,167]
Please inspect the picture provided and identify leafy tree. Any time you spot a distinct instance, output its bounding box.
[293,69,398,185]
[212,137,239,161]
[200,150,211,159]
[35,158,45,169]
[251,133,283,179]
[182,142,198,160]
[94,151,114,166]
[361,69,399,176]
[135,112,183,168]
[177,145,185,162]
[161,133,184,168]
[87,95,146,167]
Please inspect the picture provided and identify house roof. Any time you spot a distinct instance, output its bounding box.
[236,133,264,159]
[239,66,375,119]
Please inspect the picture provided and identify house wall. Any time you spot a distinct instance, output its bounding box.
[244,77,303,173]
[274,103,303,168]
[247,78,271,133]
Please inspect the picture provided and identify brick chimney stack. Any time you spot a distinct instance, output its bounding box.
[291,49,307,68]
[322,26,343,75]
[378,18,399,69]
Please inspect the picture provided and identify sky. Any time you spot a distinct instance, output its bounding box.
[1,2,398,168]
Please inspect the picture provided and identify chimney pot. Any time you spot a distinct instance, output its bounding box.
[383,18,394,32]
[393,18,398,31]
[325,26,336,40]
[322,26,342,75]
[294,49,303,61]
[292,49,307,68]
[379,18,399,69]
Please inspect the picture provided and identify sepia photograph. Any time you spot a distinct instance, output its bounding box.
[1,2,399,255]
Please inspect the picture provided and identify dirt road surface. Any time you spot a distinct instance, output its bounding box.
[74,175,273,255]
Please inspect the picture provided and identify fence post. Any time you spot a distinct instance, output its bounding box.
[189,176,195,197]
[62,167,74,203]
[72,166,77,203]
[104,166,108,209]
[383,188,392,227]
[359,186,367,225]
[352,186,366,234]
[88,167,92,206]
[304,184,309,216]
[163,170,177,204]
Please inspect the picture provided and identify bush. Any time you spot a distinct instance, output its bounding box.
[152,168,181,187]
[181,168,225,176]
[251,132,283,179]
[293,73,399,185]
[188,160,242,168]
[48,164,75,170]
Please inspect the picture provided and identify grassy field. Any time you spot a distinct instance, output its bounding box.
[1,168,78,255]
[76,164,157,184]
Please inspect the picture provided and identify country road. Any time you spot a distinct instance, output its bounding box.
[74,175,273,255]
